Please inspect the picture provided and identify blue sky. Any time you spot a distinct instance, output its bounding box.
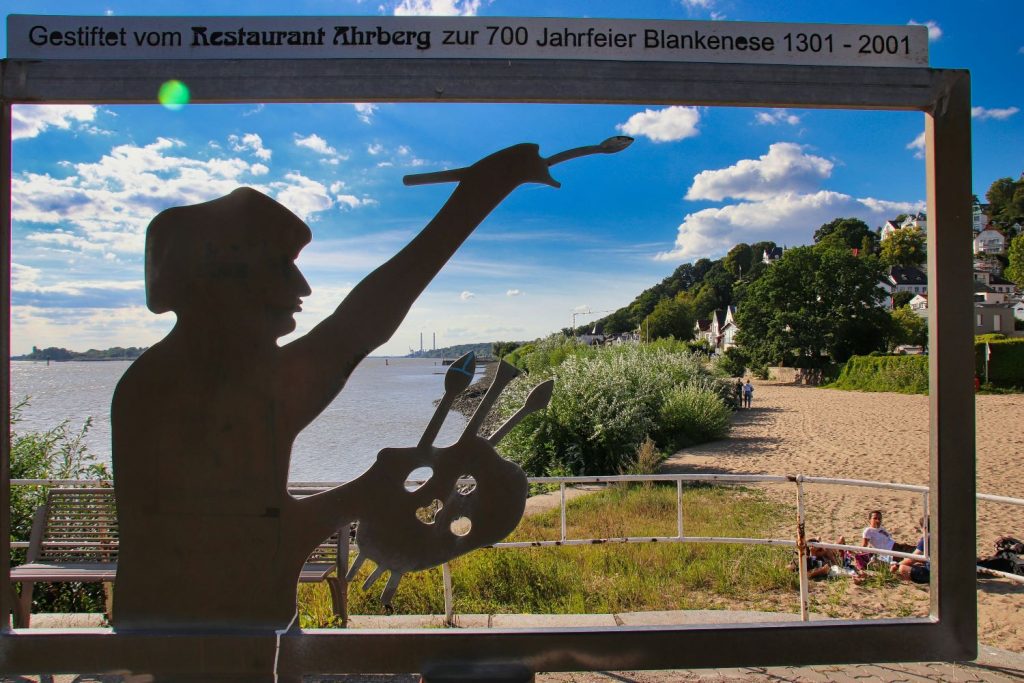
[5,1,1022,356]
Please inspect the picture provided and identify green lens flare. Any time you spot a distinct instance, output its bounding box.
[158,80,190,111]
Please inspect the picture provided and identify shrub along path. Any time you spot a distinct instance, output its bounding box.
[662,380,1024,653]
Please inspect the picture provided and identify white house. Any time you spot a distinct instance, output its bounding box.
[879,265,928,307]
[974,227,1007,255]
[909,293,928,317]
[762,246,784,265]
[1012,298,1024,322]
[705,306,738,353]
[694,319,713,346]
[901,212,927,233]
[879,220,902,241]
[973,201,990,233]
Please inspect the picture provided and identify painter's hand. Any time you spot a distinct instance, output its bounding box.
[462,143,560,190]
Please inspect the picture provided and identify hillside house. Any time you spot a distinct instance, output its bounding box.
[707,306,738,353]
[975,271,1017,296]
[909,293,928,317]
[1013,299,1024,322]
[974,227,1006,255]
[694,319,713,346]
[879,265,928,307]
[577,323,605,346]
[975,282,1009,305]
[901,212,927,233]
[762,246,784,265]
[879,220,902,241]
[973,201,991,233]
[975,304,1016,335]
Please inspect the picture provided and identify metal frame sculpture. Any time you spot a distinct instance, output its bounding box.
[2,31,975,683]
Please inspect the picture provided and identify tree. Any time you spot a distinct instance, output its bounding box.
[986,175,1024,229]
[880,227,926,267]
[891,290,916,309]
[889,306,928,350]
[1006,233,1024,287]
[735,246,888,367]
[643,295,696,341]
[723,243,753,277]
[750,241,777,264]
[814,217,875,251]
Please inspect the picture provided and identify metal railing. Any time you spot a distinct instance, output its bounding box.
[10,475,1024,625]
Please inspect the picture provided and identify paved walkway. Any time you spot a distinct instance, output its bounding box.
[10,612,1024,682]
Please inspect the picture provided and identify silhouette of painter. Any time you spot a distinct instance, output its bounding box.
[111,139,630,634]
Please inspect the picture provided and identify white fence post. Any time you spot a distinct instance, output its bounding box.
[795,474,810,622]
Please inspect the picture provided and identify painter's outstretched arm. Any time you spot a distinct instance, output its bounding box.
[281,143,558,428]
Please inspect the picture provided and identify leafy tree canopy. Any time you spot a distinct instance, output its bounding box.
[985,175,1024,231]
[735,245,888,367]
[643,295,697,341]
[1006,233,1024,288]
[880,227,927,267]
[723,243,753,277]
[813,217,875,251]
[889,306,928,350]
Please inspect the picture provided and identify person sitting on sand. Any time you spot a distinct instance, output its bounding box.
[892,517,930,584]
[790,538,846,579]
[855,509,916,570]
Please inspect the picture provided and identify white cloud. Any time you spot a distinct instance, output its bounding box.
[908,20,942,42]
[353,103,378,124]
[755,109,801,126]
[295,133,337,156]
[392,0,480,16]
[658,144,922,261]
[972,106,1020,121]
[13,137,272,259]
[228,132,272,161]
[686,142,832,202]
[13,105,99,140]
[459,291,476,301]
[658,190,921,261]
[271,172,334,221]
[907,131,926,159]
[367,143,385,155]
[336,194,378,210]
[680,0,714,7]
[506,289,522,297]
[616,106,701,143]
[250,163,270,176]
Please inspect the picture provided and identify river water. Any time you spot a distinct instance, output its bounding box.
[9,357,470,482]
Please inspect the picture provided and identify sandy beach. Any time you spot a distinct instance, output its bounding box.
[662,381,1024,652]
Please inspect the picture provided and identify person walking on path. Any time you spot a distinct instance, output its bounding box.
[734,378,744,409]
[743,379,754,408]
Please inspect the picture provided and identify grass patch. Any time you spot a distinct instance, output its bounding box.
[299,485,800,626]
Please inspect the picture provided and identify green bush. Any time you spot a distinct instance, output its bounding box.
[975,336,1024,388]
[829,355,929,394]
[495,345,732,476]
[503,334,597,375]
[10,398,110,614]
[715,347,748,378]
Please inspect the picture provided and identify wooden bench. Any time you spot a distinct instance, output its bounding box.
[9,487,351,628]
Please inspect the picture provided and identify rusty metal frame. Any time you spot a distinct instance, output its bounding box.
[1,56,974,678]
